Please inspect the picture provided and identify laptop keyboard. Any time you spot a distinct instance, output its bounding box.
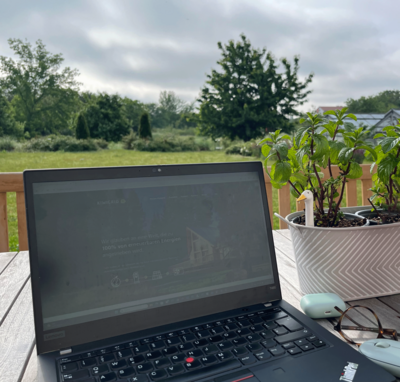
[58,308,327,382]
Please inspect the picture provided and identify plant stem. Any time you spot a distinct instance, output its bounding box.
[368,198,384,220]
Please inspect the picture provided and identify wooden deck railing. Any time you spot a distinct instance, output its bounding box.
[0,165,374,252]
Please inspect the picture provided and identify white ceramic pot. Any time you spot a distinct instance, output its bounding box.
[276,207,400,301]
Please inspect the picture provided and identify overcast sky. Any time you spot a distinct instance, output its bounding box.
[1,0,399,111]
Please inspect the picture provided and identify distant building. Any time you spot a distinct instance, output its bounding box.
[370,109,400,134]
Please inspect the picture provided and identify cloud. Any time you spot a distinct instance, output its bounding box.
[1,0,400,110]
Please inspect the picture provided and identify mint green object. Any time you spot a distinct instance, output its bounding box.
[359,339,400,377]
[300,293,346,319]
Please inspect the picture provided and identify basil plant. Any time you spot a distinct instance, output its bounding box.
[370,120,400,213]
[259,108,376,227]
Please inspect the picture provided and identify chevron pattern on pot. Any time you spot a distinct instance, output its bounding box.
[288,225,400,301]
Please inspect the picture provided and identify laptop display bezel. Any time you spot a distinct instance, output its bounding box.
[24,162,282,355]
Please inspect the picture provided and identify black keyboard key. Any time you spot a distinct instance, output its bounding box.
[237,319,251,328]
[112,344,126,351]
[276,317,304,332]
[171,354,186,364]
[98,372,117,382]
[150,341,166,350]
[166,337,181,346]
[141,338,153,345]
[217,341,233,350]
[110,360,127,369]
[116,349,132,359]
[224,318,235,324]
[282,342,295,350]
[184,359,202,371]
[216,351,233,361]
[203,323,214,329]
[249,316,263,324]
[262,311,287,321]
[269,346,285,357]
[274,329,312,345]
[181,334,196,343]
[314,340,326,348]
[246,343,262,352]
[131,375,149,382]
[214,321,224,326]
[210,327,224,335]
[260,330,274,339]
[263,322,278,330]
[236,328,251,336]
[166,332,178,338]
[134,345,149,354]
[246,334,261,343]
[232,347,248,356]
[254,351,270,361]
[288,348,302,355]
[92,365,109,375]
[294,339,308,347]
[60,355,81,364]
[99,354,115,364]
[179,343,194,352]
[150,369,168,381]
[154,335,167,341]
[61,362,78,372]
[239,354,256,365]
[163,347,178,356]
[201,355,219,366]
[191,326,202,332]
[261,339,276,348]
[118,367,135,377]
[177,330,189,336]
[307,335,318,342]
[222,332,237,340]
[224,323,238,331]
[193,339,208,348]
[187,349,203,358]
[196,330,211,339]
[154,358,171,369]
[123,341,138,348]
[209,335,224,343]
[129,355,145,365]
[81,358,97,368]
[62,369,90,380]
[163,360,241,382]
[273,327,288,336]
[232,338,247,346]
[249,325,264,333]
[146,351,163,361]
[82,351,97,359]
[167,364,185,376]
[97,348,112,356]
[203,345,218,355]
[137,362,154,374]
[300,344,315,351]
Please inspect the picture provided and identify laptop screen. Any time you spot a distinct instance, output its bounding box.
[32,171,275,332]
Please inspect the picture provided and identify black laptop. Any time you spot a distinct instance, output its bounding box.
[23,162,395,382]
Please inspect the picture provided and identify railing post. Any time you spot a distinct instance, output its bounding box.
[16,191,28,251]
[345,179,358,206]
[278,184,291,229]
[0,192,9,252]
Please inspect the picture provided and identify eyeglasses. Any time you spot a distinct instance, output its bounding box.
[333,305,398,347]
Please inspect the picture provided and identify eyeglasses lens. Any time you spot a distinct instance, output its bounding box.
[340,307,380,343]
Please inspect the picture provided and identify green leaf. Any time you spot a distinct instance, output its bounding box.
[274,142,288,158]
[279,134,291,140]
[373,133,385,139]
[329,141,346,164]
[296,144,310,165]
[347,162,363,179]
[299,118,306,124]
[345,113,357,121]
[323,110,337,116]
[357,145,377,161]
[310,135,329,160]
[261,144,272,157]
[380,137,400,154]
[270,161,291,184]
[258,137,273,145]
[294,125,309,147]
[338,147,354,164]
[377,155,399,183]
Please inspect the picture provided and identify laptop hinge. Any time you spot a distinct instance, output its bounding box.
[264,303,272,308]
[60,348,72,356]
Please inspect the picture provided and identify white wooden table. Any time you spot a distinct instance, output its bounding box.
[1,230,399,381]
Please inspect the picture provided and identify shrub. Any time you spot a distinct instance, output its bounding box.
[225,140,261,157]
[0,136,17,151]
[122,130,138,150]
[75,113,90,140]
[22,135,101,152]
[139,112,152,139]
[93,138,109,149]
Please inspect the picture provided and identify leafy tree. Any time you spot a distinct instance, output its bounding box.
[346,90,400,113]
[122,98,146,132]
[75,112,90,139]
[0,39,81,136]
[0,93,23,137]
[85,93,130,142]
[198,34,313,141]
[139,112,152,139]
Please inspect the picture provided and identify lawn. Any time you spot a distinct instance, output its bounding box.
[0,149,364,251]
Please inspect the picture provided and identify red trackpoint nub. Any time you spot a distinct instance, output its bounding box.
[186,357,194,363]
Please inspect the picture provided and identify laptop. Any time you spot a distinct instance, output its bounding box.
[23,162,395,382]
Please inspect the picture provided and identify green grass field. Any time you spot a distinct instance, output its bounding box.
[0,149,363,251]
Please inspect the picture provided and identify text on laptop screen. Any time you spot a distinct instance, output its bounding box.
[33,172,274,330]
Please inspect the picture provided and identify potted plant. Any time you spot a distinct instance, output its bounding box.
[355,121,400,225]
[260,108,400,301]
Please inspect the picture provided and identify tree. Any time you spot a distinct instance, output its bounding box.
[85,93,130,142]
[122,98,146,132]
[0,39,81,136]
[198,34,313,141]
[138,112,152,139]
[0,93,23,137]
[75,112,90,140]
[345,90,400,113]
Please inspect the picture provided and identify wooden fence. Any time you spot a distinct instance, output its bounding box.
[0,165,374,253]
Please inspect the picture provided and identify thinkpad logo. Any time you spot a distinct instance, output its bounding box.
[339,362,358,381]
